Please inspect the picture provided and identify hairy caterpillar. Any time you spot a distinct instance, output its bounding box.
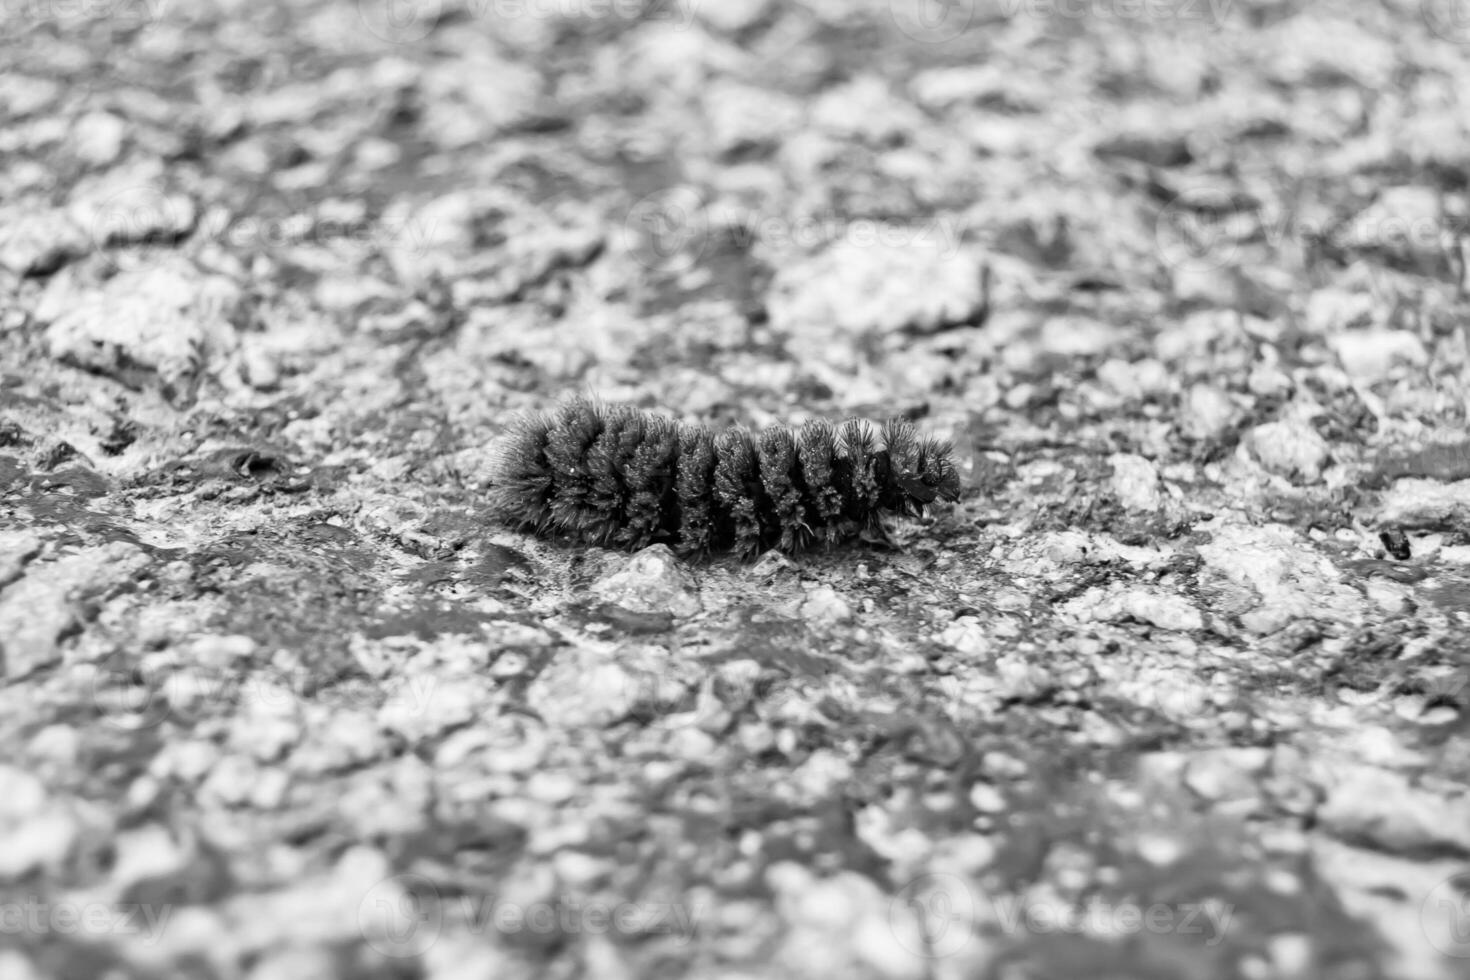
[489,398,961,558]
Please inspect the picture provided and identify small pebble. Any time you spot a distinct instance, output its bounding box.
[591,545,701,618]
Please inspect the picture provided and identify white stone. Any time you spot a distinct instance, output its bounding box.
[1095,358,1169,400]
[1180,384,1235,440]
[1109,453,1163,512]
[1135,833,1184,867]
[0,543,150,678]
[939,617,990,657]
[0,949,46,980]
[801,586,853,627]
[1378,479,1470,526]
[41,259,241,397]
[1118,590,1204,632]
[71,110,127,166]
[696,0,770,31]
[1198,522,1362,630]
[0,766,47,821]
[769,239,986,365]
[810,75,925,144]
[1305,288,1374,334]
[591,545,701,618]
[0,806,80,881]
[1330,329,1429,381]
[968,783,1006,813]
[1245,419,1330,481]
[0,204,88,274]
[1060,586,1202,632]
[66,158,196,246]
[702,80,803,154]
[767,863,928,980]
[1318,764,1470,853]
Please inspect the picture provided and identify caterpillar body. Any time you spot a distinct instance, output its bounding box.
[489,398,961,558]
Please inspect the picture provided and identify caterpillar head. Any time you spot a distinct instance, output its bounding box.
[883,421,962,510]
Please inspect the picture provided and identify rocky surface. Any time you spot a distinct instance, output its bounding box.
[2,2,1470,978]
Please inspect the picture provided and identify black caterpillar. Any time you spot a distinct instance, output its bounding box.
[489,398,961,558]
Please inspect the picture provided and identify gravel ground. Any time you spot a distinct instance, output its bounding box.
[3,2,1470,978]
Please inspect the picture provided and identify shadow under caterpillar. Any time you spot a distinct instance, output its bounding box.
[489,398,961,558]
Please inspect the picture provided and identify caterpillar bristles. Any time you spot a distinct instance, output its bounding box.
[489,397,961,559]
